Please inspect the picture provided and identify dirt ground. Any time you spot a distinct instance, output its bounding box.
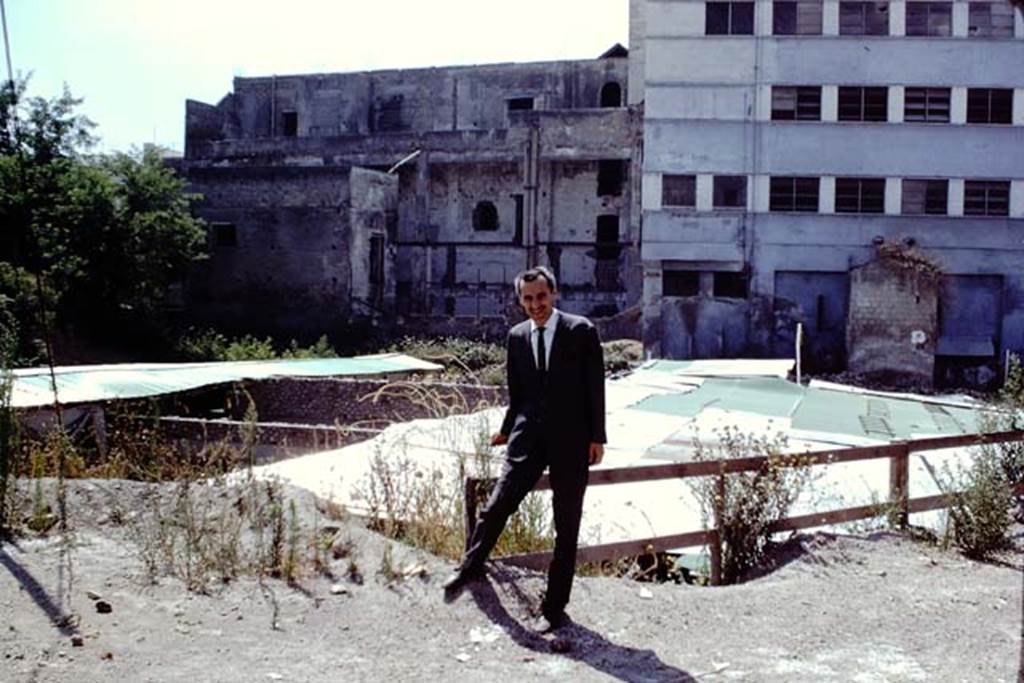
[1,479,1022,682]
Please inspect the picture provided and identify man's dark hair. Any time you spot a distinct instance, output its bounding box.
[514,265,557,296]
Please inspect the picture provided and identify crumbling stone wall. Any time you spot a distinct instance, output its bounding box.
[846,256,939,387]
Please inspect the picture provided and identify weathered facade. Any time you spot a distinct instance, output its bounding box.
[180,48,641,338]
[634,0,1024,383]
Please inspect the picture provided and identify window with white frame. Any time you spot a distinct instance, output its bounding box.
[773,0,823,34]
[964,180,1010,216]
[770,177,820,212]
[901,179,949,215]
[835,177,886,214]
[706,1,755,34]
[966,88,1013,124]
[905,1,952,36]
[904,87,951,123]
[839,1,889,35]
[837,87,888,122]
[968,2,1015,37]
[771,86,822,121]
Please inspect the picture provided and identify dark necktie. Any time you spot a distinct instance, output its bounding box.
[536,327,546,374]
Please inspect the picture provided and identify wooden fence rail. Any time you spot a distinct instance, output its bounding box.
[463,428,1024,584]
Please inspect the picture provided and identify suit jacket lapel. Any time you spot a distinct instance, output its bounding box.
[546,314,568,373]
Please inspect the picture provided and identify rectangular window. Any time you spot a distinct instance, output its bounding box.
[773,0,823,34]
[968,2,1016,37]
[905,1,952,36]
[507,97,534,112]
[964,180,1010,216]
[902,179,949,215]
[596,260,620,292]
[713,175,747,209]
[771,86,822,121]
[212,223,237,248]
[281,111,298,137]
[770,177,820,212]
[966,88,1013,124]
[837,87,888,122]
[904,87,951,123]
[706,1,755,34]
[839,1,890,35]
[713,272,749,299]
[369,235,385,286]
[662,174,697,207]
[597,160,625,196]
[835,177,886,213]
[663,270,700,297]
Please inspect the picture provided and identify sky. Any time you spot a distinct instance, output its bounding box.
[4,0,629,153]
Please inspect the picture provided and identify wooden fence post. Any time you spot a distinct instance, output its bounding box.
[889,443,910,528]
[709,472,725,586]
[464,477,478,553]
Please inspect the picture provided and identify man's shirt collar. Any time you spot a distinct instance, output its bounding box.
[530,308,560,334]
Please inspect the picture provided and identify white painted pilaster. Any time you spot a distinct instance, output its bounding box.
[951,87,967,125]
[822,85,839,122]
[952,1,969,38]
[949,178,965,217]
[820,176,836,213]
[696,174,714,211]
[890,0,906,36]
[885,177,902,215]
[889,86,905,123]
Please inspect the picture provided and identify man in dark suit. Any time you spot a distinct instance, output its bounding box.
[443,265,606,633]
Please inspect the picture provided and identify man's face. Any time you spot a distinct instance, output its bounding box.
[518,277,557,326]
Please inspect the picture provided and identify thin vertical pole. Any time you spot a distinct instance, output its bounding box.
[795,322,803,385]
[463,477,478,553]
[888,443,910,528]
[709,472,725,586]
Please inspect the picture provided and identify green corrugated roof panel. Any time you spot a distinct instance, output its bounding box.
[632,377,805,419]
[10,354,442,408]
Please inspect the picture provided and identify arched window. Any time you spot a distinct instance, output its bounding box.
[472,201,499,231]
[600,82,622,108]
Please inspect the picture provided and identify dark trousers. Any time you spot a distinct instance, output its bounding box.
[461,438,589,616]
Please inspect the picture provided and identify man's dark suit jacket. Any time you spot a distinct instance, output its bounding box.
[499,311,606,460]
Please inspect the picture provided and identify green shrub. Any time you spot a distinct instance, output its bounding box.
[176,328,336,362]
[943,451,1013,559]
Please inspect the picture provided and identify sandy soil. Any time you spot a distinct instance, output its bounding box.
[1,479,1022,682]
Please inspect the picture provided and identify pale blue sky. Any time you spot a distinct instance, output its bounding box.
[5,0,628,153]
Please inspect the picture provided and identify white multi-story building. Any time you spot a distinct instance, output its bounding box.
[633,0,1024,383]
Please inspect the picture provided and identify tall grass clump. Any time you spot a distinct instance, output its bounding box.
[688,426,815,584]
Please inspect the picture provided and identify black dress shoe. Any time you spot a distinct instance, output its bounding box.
[441,567,483,595]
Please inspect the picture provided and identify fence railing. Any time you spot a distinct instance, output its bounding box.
[463,428,1024,585]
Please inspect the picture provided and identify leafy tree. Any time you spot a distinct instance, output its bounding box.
[0,78,206,362]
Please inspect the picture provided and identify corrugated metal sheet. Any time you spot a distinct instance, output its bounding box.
[10,354,442,409]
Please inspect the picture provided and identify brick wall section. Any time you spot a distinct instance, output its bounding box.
[847,260,938,386]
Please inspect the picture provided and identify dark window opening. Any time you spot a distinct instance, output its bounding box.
[213,223,237,248]
[596,260,620,292]
[964,180,1010,216]
[664,270,700,297]
[662,174,696,207]
[512,194,524,245]
[507,97,534,112]
[374,96,405,132]
[472,201,499,231]
[966,88,1013,124]
[706,1,755,34]
[816,295,827,332]
[906,1,952,36]
[384,210,398,242]
[597,160,625,196]
[444,245,457,287]
[444,297,456,316]
[713,272,748,299]
[600,82,623,108]
[770,177,820,212]
[369,235,385,287]
[839,1,889,35]
[281,111,298,137]
[773,0,823,35]
[596,215,620,244]
[713,175,747,209]
[835,177,885,214]
[904,87,951,123]
[902,179,948,215]
[838,86,888,122]
[771,86,822,121]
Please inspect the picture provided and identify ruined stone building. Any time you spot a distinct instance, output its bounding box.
[632,0,1024,385]
[179,46,640,338]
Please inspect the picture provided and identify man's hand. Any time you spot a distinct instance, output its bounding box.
[588,442,604,466]
[491,432,509,446]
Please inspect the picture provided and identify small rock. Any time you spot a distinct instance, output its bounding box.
[175,625,191,635]
[551,638,572,653]
[329,584,349,596]
[71,635,84,647]
[95,600,113,614]
[876,571,887,578]
[57,651,66,658]
[86,590,102,601]
[638,587,654,599]
[101,652,114,661]
[455,653,471,663]
[266,674,284,681]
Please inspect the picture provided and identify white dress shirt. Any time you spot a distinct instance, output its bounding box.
[529,309,559,370]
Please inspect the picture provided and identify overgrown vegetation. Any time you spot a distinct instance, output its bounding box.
[385,336,505,385]
[176,328,338,362]
[688,427,816,584]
